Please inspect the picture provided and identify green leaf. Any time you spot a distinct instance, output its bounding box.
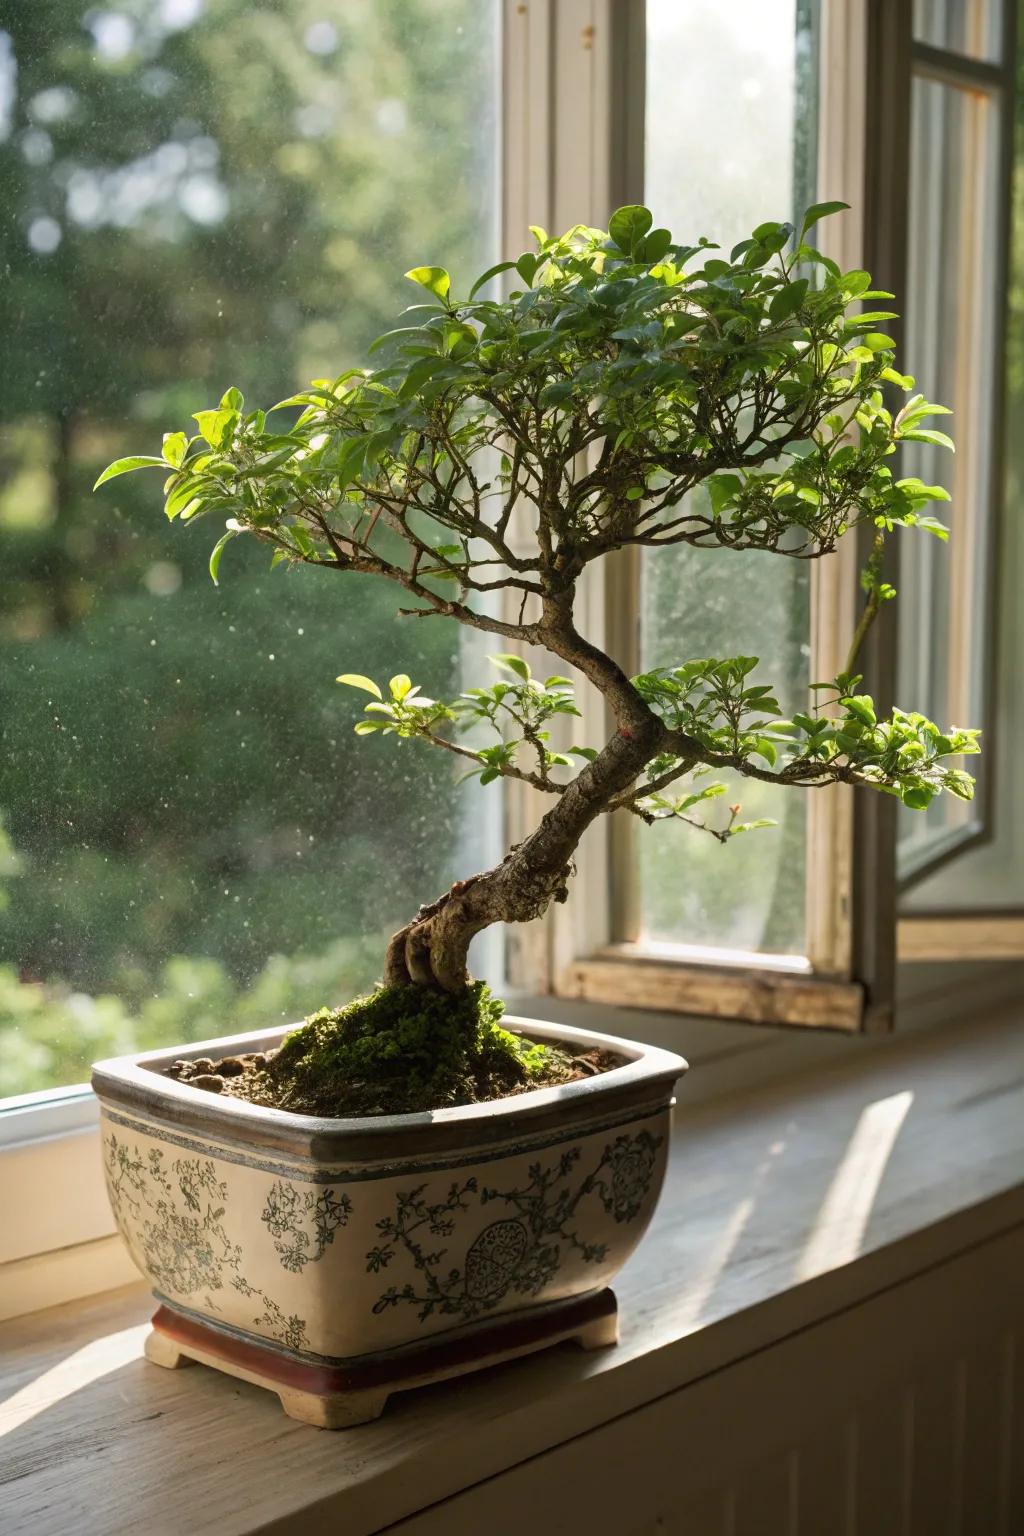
[164,478,202,522]
[608,204,653,256]
[336,674,382,700]
[900,428,955,451]
[708,473,742,515]
[220,386,244,412]
[639,227,672,264]
[208,528,238,585]
[93,456,168,490]
[769,279,808,323]
[334,435,369,490]
[405,266,451,302]
[799,200,850,237]
[515,252,539,286]
[842,694,877,726]
[161,432,188,469]
[468,260,517,299]
[193,408,237,449]
[389,673,413,700]
[490,652,530,682]
[398,356,452,400]
[539,380,573,407]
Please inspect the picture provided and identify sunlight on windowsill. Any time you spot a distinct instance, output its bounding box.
[0,1324,148,1438]
[795,1090,914,1281]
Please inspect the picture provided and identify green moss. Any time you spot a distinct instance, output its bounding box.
[259,981,569,1117]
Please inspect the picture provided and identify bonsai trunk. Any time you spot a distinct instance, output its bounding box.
[385,710,666,994]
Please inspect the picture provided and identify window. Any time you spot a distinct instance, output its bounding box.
[540,0,1022,1026]
[0,0,502,1097]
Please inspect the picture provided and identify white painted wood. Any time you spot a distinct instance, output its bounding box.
[388,1229,1024,1536]
[805,0,868,980]
[0,1010,1022,1535]
[0,1236,136,1325]
[0,1126,114,1267]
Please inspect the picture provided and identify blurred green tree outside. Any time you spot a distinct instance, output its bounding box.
[0,0,500,1091]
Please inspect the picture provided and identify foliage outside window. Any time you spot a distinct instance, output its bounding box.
[0,0,500,1096]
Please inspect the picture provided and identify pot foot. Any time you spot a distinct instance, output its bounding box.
[277,1385,388,1430]
[144,1328,198,1370]
[575,1306,619,1350]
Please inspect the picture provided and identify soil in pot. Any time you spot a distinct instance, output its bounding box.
[162,981,621,1118]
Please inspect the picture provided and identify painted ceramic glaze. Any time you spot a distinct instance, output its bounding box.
[93,1018,686,1366]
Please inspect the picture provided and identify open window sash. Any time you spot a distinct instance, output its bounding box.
[501,0,934,1032]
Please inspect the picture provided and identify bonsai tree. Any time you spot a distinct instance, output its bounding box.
[97,203,978,1111]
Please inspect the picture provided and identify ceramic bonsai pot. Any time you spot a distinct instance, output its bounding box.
[92,1017,686,1427]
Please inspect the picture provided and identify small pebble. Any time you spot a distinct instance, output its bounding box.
[191,1073,225,1093]
[190,1058,215,1075]
[216,1056,246,1077]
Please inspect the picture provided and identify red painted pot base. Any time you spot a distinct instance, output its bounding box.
[145,1289,619,1429]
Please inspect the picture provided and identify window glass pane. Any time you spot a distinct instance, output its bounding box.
[0,0,501,1096]
[637,0,817,959]
[904,46,1024,913]
[897,75,1001,882]
[912,0,1003,63]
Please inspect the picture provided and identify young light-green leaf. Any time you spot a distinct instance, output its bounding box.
[404,266,451,302]
[93,456,168,490]
[193,408,237,449]
[336,673,383,699]
[161,432,188,469]
[208,528,238,585]
[490,652,531,682]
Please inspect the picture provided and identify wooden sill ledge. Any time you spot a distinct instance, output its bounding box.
[1,1007,1022,1536]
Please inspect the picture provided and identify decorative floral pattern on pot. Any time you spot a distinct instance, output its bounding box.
[366,1129,663,1322]
[103,1133,310,1351]
[260,1179,352,1272]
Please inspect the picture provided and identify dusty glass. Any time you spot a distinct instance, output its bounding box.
[912,0,1003,63]
[638,0,818,958]
[0,0,501,1095]
[897,75,1001,881]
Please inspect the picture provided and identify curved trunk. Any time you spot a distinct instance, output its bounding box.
[384,713,665,993]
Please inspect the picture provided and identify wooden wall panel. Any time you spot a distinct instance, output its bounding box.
[384,1225,1024,1536]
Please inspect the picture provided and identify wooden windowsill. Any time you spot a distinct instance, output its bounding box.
[2,1006,1023,1536]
